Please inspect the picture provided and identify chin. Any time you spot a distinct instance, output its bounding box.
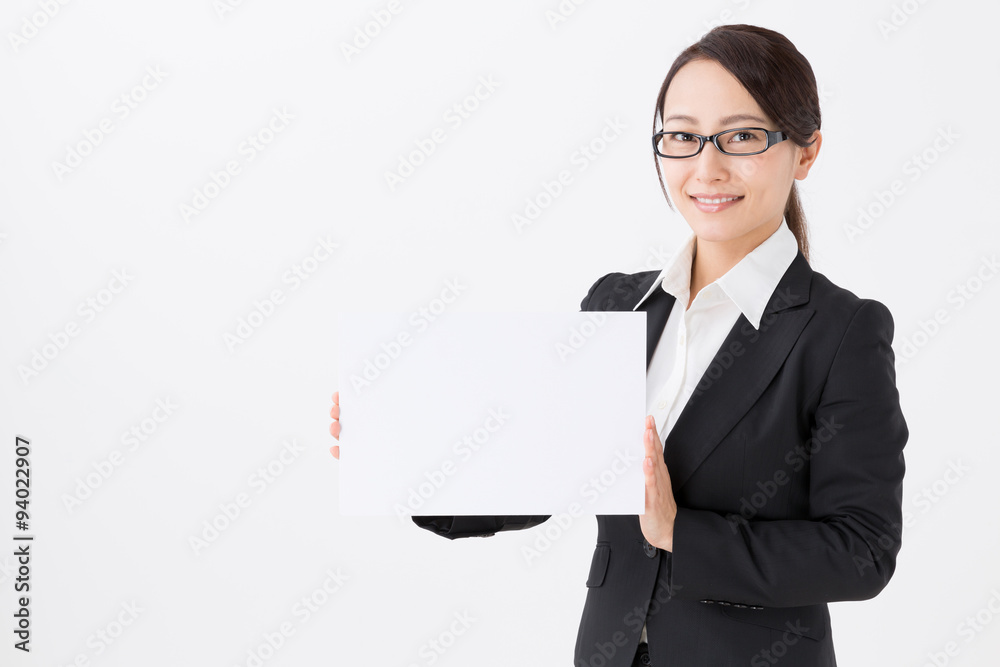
[684,215,744,239]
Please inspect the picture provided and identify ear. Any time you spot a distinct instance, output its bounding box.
[793,130,822,181]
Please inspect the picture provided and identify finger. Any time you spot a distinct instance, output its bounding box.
[643,447,656,499]
[330,421,341,439]
[332,391,339,405]
[644,421,667,487]
[643,440,659,504]
[644,419,660,460]
[330,403,340,419]
[648,415,662,450]
[643,427,660,478]
[329,444,340,459]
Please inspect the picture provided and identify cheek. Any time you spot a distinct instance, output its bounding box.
[659,160,691,195]
[739,152,799,194]
[730,158,765,182]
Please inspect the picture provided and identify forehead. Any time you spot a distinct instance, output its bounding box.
[661,59,769,127]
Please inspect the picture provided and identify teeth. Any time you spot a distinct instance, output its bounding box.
[695,196,741,204]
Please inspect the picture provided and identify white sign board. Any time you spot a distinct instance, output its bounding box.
[337,311,647,516]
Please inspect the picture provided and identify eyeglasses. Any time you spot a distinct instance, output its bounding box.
[652,127,789,158]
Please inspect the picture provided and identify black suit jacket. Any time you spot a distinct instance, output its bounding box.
[413,249,908,667]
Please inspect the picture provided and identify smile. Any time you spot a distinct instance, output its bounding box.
[692,196,743,204]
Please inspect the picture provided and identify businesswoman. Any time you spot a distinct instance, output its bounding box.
[330,24,908,667]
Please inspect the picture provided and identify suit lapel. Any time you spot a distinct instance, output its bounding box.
[631,250,816,492]
[639,285,676,370]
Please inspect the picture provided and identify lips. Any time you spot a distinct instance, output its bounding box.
[690,194,744,203]
[689,193,745,213]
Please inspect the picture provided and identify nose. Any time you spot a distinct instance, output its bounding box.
[692,139,730,181]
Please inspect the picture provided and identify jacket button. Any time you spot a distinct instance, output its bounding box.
[642,539,657,558]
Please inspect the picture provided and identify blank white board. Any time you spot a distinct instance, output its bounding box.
[337,311,647,516]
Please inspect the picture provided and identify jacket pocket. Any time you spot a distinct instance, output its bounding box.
[720,603,827,641]
[586,543,610,587]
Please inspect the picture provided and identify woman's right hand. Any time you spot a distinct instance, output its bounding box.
[329,391,341,459]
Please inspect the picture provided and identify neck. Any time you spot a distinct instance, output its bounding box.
[687,217,783,310]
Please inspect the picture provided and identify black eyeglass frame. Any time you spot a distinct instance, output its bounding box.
[651,127,790,158]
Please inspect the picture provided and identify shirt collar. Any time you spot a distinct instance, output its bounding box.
[632,216,799,330]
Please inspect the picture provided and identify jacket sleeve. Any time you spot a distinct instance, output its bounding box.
[411,515,550,539]
[410,274,615,540]
[667,299,908,608]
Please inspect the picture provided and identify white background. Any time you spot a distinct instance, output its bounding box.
[1,0,998,665]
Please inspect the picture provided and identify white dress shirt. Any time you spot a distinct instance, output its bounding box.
[632,216,799,644]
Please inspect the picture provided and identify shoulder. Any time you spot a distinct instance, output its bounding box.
[579,270,660,311]
[793,267,898,394]
[807,266,896,334]
[580,261,897,332]
[775,263,900,408]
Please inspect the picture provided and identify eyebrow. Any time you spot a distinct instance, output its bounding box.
[662,113,768,126]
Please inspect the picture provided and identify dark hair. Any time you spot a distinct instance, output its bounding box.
[652,24,820,263]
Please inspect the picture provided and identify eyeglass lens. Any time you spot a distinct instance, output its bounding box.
[656,128,768,157]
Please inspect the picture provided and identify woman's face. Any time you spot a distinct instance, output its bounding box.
[659,58,819,255]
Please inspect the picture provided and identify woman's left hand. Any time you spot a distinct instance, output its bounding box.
[639,415,678,552]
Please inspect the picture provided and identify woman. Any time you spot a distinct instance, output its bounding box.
[330,24,907,667]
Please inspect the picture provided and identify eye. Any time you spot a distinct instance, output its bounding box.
[728,130,763,143]
[672,133,697,142]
